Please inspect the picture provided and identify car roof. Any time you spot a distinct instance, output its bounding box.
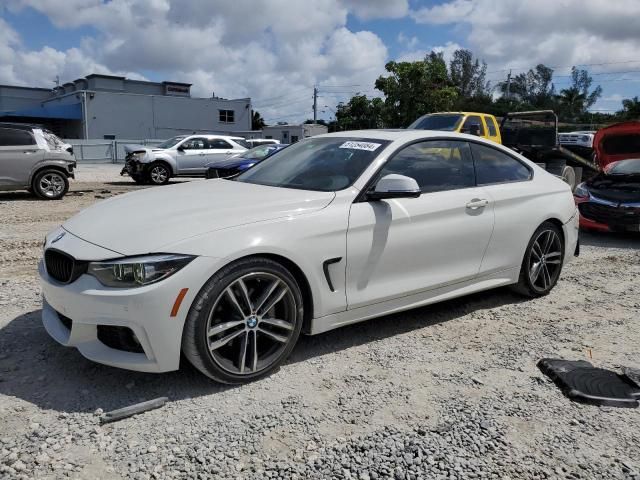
[0,122,42,131]
[415,112,494,117]
[314,129,492,143]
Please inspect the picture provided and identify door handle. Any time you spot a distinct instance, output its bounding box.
[466,198,489,209]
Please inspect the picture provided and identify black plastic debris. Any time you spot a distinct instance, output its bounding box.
[537,358,640,408]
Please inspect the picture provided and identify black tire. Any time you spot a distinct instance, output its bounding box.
[512,221,565,298]
[130,173,147,185]
[145,162,171,185]
[32,169,69,200]
[182,257,304,384]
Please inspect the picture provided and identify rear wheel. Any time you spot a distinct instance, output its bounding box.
[182,257,304,383]
[145,162,170,185]
[513,221,565,297]
[32,169,69,200]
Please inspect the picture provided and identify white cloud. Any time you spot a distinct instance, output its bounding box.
[1,0,393,123]
[398,42,462,64]
[411,0,640,75]
[397,32,419,50]
[341,0,409,20]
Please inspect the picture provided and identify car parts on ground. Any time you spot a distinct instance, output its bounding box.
[538,358,640,408]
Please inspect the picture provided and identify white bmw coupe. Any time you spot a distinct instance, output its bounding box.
[40,130,579,383]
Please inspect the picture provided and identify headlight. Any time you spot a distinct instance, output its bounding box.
[87,254,194,288]
[574,182,589,198]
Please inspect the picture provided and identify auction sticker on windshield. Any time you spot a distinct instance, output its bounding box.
[339,141,382,151]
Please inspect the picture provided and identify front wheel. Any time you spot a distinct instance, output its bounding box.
[182,258,304,383]
[32,169,69,200]
[513,221,565,297]
[145,162,170,185]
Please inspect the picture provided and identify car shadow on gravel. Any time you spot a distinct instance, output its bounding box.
[0,288,525,414]
[579,230,640,250]
[0,191,47,202]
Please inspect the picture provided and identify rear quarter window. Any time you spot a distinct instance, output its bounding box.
[470,142,531,185]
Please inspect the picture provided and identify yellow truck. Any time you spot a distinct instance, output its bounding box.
[408,112,502,144]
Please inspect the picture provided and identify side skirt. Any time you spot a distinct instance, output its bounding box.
[309,267,520,335]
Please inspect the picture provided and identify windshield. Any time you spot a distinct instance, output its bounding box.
[156,136,187,149]
[241,145,280,160]
[233,138,251,149]
[608,159,640,175]
[235,137,390,192]
[408,114,463,131]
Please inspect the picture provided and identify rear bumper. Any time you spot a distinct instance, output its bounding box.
[563,208,580,262]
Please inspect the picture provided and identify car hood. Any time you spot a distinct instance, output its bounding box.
[206,156,257,169]
[123,144,166,154]
[63,180,335,256]
[593,121,640,169]
[587,169,640,204]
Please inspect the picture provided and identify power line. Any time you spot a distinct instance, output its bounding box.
[485,59,640,75]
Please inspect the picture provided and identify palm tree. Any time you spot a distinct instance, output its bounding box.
[556,87,587,121]
[252,111,266,130]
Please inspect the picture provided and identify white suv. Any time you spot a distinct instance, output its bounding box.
[121,134,248,185]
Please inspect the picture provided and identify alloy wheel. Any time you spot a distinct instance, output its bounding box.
[39,173,65,198]
[150,165,168,184]
[528,229,563,292]
[206,272,297,375]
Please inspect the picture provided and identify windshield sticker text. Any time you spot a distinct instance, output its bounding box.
[339,141,382,152]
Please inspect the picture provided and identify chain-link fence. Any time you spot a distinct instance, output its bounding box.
[65,139,165,163]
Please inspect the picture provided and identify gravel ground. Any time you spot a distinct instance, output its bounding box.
[1,166,640,480]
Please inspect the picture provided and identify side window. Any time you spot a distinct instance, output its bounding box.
[0,128,36,146]
[470,143,531,185]
[181,138,206,150]
[378,140,476,194]
[461,115,485,136]
[485,116,497,137]
[208,139,233,149]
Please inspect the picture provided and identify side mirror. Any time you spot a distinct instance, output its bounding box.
[367,174,421,201]
[177,145,185,152]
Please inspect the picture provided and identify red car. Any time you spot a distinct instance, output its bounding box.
[574,121,640,232]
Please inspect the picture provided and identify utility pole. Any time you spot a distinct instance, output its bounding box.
[505,70,512,101]
[313,86,318,123]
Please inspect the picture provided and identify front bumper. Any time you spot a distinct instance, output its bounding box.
[575,197,640,232]
[563,208,580,262]
[120,158,146,177]
[39,251,221,373]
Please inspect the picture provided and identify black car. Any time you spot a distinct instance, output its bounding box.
[575,158,640,232]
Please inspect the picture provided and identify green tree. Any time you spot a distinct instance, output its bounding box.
[498,64,556,108]
[555,68,602,121]
[252,110,266,130]
[618,96,640,120]
[374,52,458,127]
[449,49,490,98]
[335,95,385,130]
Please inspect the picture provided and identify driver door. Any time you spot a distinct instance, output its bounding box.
[345,140,495,309]
[176,137,208,174]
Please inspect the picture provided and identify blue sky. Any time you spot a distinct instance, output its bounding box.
[1,0,638,122]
